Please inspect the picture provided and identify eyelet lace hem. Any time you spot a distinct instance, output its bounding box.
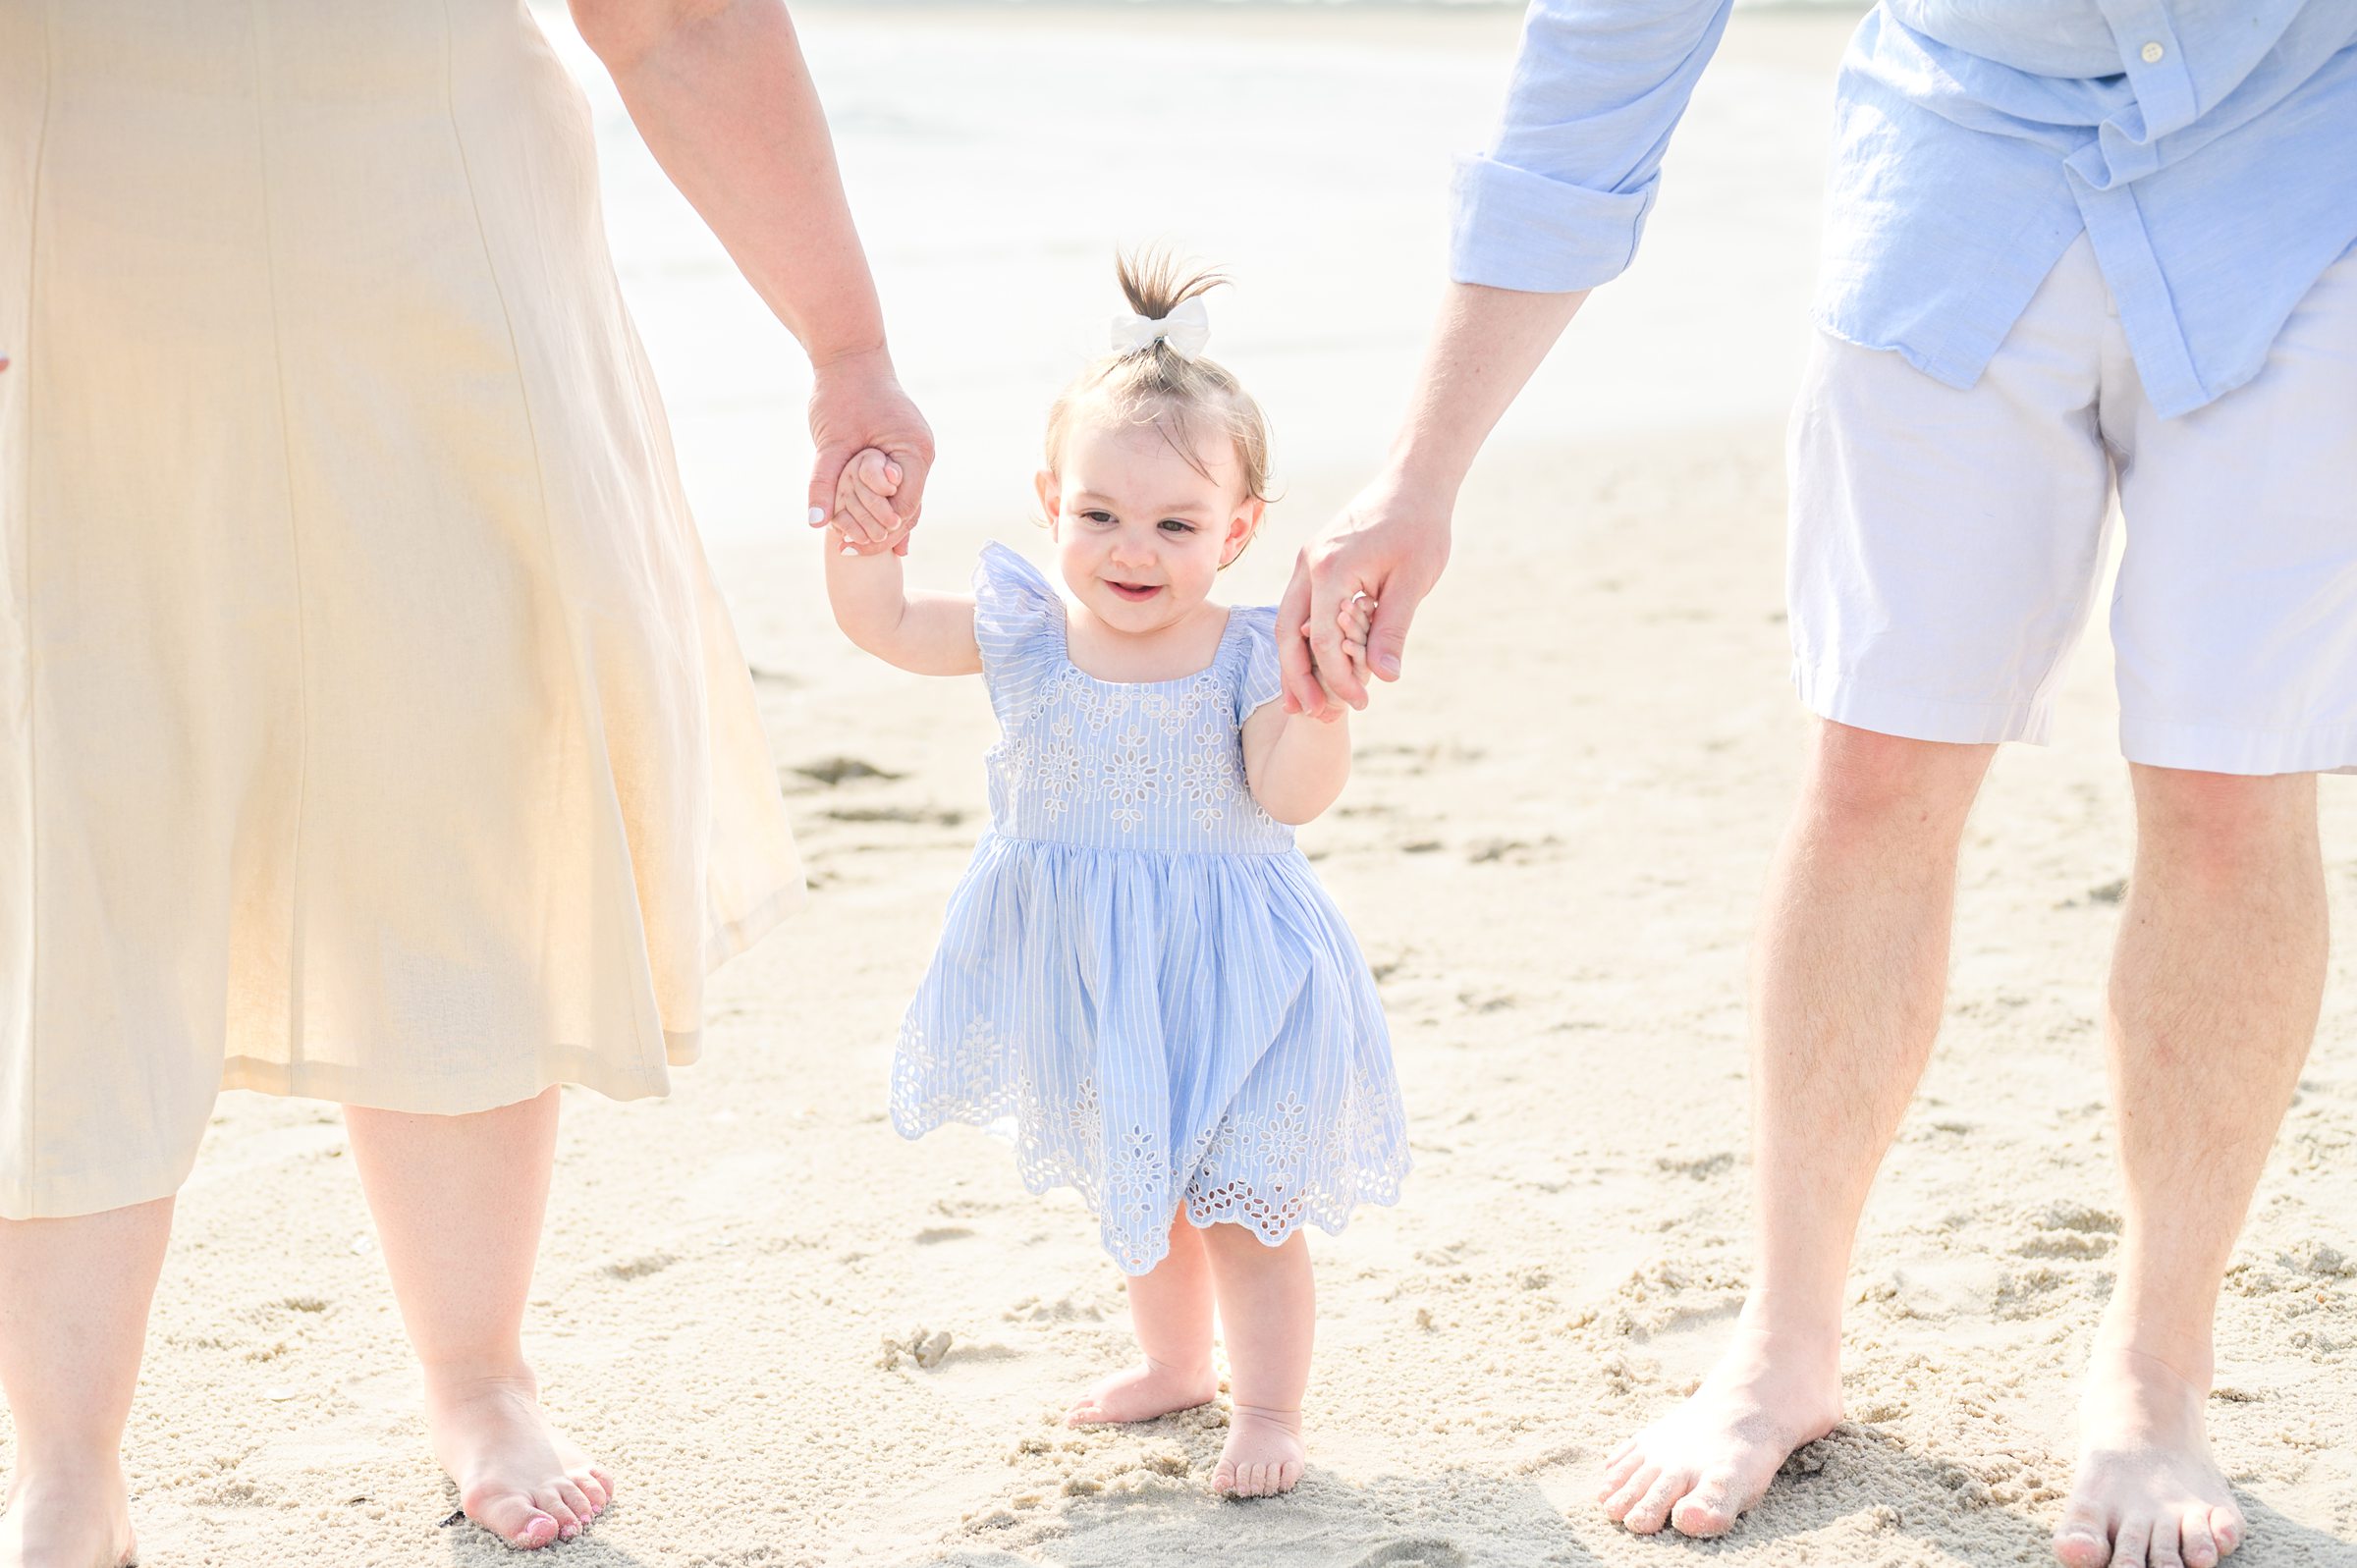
[890,1017,1411,1275]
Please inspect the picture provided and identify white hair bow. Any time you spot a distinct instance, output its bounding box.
[1110,296,1211,358]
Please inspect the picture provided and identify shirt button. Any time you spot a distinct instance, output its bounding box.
[2140,40,2165,64]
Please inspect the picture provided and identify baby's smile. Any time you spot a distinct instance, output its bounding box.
[1104,579,1164,602]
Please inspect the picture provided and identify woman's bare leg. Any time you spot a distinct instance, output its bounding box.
[0,1198,172,1568]
[344,1088,610,1550]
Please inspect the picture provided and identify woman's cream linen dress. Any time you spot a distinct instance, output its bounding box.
[0,0,804,1218]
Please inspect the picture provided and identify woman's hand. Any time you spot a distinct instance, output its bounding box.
[806,348,933,557]
[1276,471,1452,719]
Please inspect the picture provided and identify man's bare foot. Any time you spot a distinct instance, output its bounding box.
[425,1372,613,1550]
[1065,1358,1218,1427]
[1596,1321,1843,1538]
[0,1467,137,1568]
[2052,1344,2244,1568]
[1212,1404,1304,1498]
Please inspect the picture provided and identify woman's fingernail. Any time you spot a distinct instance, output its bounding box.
[808,507,828,526]
[840,543,859,556]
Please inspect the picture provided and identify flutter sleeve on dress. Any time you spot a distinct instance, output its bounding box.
[1229,604,1287,727]
[972,542,1069,728]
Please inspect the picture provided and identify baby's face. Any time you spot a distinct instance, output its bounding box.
[1039,420,1260,637]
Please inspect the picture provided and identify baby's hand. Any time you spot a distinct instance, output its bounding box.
[1336,590,1375,684]
[1296,591,1375,721]
[830,447,904,555]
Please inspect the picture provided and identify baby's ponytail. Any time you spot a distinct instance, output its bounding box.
[1115,249,1227,353]
[1046,248,1275,528]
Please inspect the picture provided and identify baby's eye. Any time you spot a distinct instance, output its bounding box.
[1081,510,1116,526]
[1158,518,1198,534]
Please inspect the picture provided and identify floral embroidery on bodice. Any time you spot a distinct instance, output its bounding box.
[973,545,1292,856]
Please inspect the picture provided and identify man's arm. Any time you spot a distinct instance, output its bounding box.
[1282,282,1584,714]
[1281,0,1736,716]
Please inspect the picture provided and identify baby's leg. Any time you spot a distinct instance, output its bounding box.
[1066,1213,1219,1426]
[1199,1225,1313,1498]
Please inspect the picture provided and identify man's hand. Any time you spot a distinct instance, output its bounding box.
[807,347,933,557]
[1278,473,1452,719]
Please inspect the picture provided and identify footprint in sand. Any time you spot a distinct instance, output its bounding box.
[1352,1541,1466,1568]
[604,1252,676,1280]
[878,1328,955,1370]
[821,804,966,827]
[1655,1151,1737,1180]
[2023,1199,2120,1237]
[789,755,904,787]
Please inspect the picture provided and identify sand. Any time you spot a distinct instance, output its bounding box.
[12,4,2355,1566]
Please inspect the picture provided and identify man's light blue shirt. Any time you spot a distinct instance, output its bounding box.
[1451,0,2357,417]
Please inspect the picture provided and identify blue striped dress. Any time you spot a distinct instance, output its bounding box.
[890,544,1410,1274]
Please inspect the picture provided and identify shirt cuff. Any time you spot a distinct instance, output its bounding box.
[1448,153,1659,293]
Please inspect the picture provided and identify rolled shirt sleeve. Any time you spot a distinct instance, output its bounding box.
[1451,0,1737,293]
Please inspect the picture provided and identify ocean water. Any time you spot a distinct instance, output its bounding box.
[547,3,1852,552]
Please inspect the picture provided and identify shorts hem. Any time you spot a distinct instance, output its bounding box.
[1792,664,2053,746]
[2119,716,2357,777]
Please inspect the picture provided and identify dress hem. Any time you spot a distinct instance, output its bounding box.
[896,1108,1412,1278]
[0,871,805,1220]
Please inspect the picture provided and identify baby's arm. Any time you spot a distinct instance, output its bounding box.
[1241,692,1351,826]
[1241,593,1371,820]
[824,450,981,676]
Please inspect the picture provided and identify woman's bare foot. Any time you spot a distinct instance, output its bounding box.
[1212,1404,1304,1498]
[1065,1358,1219,1427]
[425,1372,613,1550]
[2051,1344,2244,1568]
[0,1466,137,1568]
[1595,1320,1843,1538]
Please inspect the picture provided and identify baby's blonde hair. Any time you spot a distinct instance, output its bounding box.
[1045,251,1275,537]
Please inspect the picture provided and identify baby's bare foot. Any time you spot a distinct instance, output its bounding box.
[2052,1344,2244,1568]
[1596,1321,1842,1538]
[425,1372,613,1550]
[0,1467,137,1568]
[1212,1404,1304,1499]
[1065,1358,1218,1427]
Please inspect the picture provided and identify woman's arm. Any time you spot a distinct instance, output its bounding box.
[569,0,932,546]
[1241,700,1351,827]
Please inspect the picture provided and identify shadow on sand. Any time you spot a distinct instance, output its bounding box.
[921,1419,2356,1568]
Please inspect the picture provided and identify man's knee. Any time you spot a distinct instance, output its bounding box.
[1800,721,1991,844]
[2131,766,2317,883]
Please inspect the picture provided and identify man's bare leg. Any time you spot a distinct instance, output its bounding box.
[1599,721,1994,1537]
[0,1198,173,1568]
[2053,767,2322,1568]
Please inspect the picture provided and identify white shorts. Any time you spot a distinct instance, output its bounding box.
[1787,235,2357,776]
